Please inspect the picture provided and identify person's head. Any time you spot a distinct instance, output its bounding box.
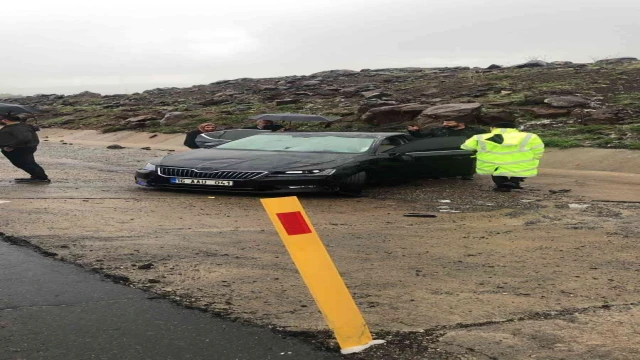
[0,114,21,125]
[198,123,217,132]
[257,120,274,129]
[490,122,518,130]
[442,120,465,129]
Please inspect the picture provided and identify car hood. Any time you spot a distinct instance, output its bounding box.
[156,149,359,171]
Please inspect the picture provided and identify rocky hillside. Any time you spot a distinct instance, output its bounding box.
[3,57,640,149]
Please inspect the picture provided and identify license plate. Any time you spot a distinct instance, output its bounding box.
[170,178,233,186]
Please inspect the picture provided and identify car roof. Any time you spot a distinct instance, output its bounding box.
[257,131,406,139]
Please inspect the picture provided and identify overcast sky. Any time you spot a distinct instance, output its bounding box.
[2,0,638,95]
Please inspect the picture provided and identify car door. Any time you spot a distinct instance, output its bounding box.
[388,136,475,178]
[195,131,225,148]
[366,135,416,182]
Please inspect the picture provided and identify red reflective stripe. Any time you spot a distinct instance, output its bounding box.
[276,211,312,236]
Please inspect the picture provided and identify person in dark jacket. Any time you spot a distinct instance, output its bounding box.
[408,120,486,180]
[184,123,217,149]
[243,120,284,131]
[0,114,50,183]
[407,120,486,139]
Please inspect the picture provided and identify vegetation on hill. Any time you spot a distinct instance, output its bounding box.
[2,58,639,149]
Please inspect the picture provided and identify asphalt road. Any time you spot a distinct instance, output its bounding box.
[0,241,338,360]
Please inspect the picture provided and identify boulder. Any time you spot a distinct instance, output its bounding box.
[520,118,575,130]
[357,101,399,117]
[421,88,439,96]
[361,90,392,99]
[519,95,548,106]
[125,122,149,129]
[486,64,503,70]
[358,83,379,91]
[544,95,590,108]
[479,110,517,125]
[327,108,356,117]
[572,108,627,125]
[123,115,158,123]
[107,144,125,150]
[415,103,483,126]
[185,104,205,111]
[274,99,300,106]
[257,85,278,91]
[314,89,342,96]
[310,70,358,77]
[160,112,185,126]
[517,107,572,119]
[460,87,492,98]
[514,60,548,68]
[215,90,241,97]
[339,88,360,97]
[198,97,231,106]
[595,57,638,65]
[72,91,102,98]
[361,103,429,125]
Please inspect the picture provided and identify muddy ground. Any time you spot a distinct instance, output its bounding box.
[1,136,640,359]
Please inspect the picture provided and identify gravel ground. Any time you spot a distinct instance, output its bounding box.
[1,141,640,359]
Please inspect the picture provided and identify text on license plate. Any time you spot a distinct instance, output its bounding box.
[170,178,233,186]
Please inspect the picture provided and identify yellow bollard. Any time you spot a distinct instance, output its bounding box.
[261,196,384,354]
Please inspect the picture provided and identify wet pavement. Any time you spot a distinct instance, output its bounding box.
[0,241,338,360]
[2,141,640,359]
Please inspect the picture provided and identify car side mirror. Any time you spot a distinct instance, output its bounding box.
[400,154,414,162]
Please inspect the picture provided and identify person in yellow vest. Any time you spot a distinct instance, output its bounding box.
[461,122,544,192]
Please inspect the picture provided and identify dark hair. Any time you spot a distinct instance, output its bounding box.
[491,122,517,129]
[0,114,22,122]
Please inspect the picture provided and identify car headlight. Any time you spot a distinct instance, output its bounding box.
[271,169,336,176]
[143,163,157,171]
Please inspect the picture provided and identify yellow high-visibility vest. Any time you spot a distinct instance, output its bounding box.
[461,128,545,177]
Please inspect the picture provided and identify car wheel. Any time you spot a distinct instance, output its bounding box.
[338,171,367,195]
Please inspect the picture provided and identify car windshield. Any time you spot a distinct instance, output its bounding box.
[216,134,375,153]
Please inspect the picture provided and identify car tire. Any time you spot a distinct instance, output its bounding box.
[338,171,366,195]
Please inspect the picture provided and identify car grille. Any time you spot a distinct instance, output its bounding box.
[157,167,266,180]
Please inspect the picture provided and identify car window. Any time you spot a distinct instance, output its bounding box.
[391,136,469,153]
[378,136,409,153]
[220,130,267,141]
[200,131,224,140]
[216,134,376,153]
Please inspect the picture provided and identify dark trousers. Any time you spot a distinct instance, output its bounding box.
[1,146,48,180]
[492,176,524,189]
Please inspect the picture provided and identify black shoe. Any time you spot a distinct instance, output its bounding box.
[493,187,511,192]
[461,176,474,180]
[20,178,51,184]
[502,182,524,190]
[14,178,35,182]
